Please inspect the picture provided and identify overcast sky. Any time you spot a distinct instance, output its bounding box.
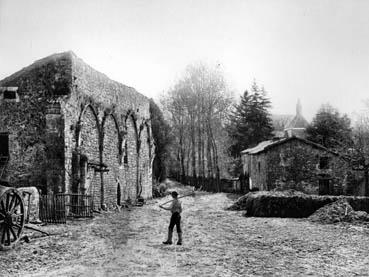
[1,0,369,120]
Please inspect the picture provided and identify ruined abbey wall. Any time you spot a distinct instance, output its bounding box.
[0,52,154,209]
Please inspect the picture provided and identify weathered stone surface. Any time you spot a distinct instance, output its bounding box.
[242,137,353,195]
[0,51,154,209]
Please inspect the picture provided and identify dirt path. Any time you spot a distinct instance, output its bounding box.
[1,186,369,276]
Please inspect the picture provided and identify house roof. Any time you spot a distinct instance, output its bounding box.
[241,136,335,155]
[0,51,150,115]
[0,52,74,86]
[285,114,309,129]
[0,51,148,100]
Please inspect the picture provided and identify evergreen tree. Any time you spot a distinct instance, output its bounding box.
[228,82,273,158]
[306,104,352,149]
[149,99,173,182]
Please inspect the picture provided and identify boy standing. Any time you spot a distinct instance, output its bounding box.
[160,191,182,245]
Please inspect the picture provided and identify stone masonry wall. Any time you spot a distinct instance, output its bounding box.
[0,52,153,210]
[139,124,151,198]
[125,115,138,201]
[102,115,121,208]
[62,52,153,208]
[77,106,102,206]
[0,53,71,191]
[265,140,349,194]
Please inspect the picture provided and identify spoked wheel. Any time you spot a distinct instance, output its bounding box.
[0,187,25,250]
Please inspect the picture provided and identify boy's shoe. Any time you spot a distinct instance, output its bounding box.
[163,230,173,245]
[177,232,182,245]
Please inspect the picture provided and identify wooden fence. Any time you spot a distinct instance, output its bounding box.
[177,175,249,194]
[39,194,66,224]
[39,194,93,224]
[64,194,94,218]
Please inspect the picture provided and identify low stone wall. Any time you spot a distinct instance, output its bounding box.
[228,190,369,218]
[18,187,40,223]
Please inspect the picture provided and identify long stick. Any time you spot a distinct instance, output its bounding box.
[160,192,195,206]
[24,225,50,236]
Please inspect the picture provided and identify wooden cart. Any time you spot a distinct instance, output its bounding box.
[0,186,25,250]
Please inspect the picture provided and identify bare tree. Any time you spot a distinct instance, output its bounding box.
[163,62,233,189]
[351,113,369,196]
[272,114,293,132]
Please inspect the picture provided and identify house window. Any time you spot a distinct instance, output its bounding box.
[258,162,261,173]
[280,152,288,166]
[1,87,19,102]
[319,156,329,169]
[3,90,16,99]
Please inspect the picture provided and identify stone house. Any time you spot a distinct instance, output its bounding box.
[241,100,354,195]
[0,52,154,209]
[241,136,349,195]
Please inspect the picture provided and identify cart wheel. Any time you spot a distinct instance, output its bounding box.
[0,188,25,250]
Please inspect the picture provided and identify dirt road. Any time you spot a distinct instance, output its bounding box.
[1,186,369,276]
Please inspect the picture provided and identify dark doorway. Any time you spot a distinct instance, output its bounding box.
[319,179,330,195]
[0,133,9,160]
[117,183,121,206]
[79,154,88,193]
[319,156,329,169]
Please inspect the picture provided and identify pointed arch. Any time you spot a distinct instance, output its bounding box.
[138,119,152,198]
[124,111,139,199]
[76,104,100,148]
[74,104,101,208]
[101,112,121,207]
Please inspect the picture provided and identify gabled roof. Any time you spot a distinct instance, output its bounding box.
[0,51,74,86]
[241,136,335,155]
[285,114,309,129]
[0,51,149,114]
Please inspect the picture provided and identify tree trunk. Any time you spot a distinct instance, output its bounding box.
[190,114,197,181]
[365,168,369,197]
[207,119,220,192]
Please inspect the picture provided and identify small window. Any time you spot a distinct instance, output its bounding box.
[280,152,288,166]
[258,162,261,173]
[1,87,19,102]
[3,90,16,99]
[319,156,329,169]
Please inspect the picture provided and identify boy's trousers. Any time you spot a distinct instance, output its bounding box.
[168,212,181,233]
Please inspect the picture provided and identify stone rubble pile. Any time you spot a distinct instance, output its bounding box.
[228,190,306,211]
[308,199,369,224]
[227,190,369,218]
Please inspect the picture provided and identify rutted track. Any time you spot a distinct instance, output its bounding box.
[1,186,369,276]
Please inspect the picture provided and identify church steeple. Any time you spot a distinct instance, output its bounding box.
[284,99,309,138]
[296,99,302,116]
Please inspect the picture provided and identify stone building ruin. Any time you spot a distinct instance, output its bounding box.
[0,51,154,209]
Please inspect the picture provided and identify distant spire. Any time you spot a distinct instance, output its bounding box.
[296,99,302,116]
